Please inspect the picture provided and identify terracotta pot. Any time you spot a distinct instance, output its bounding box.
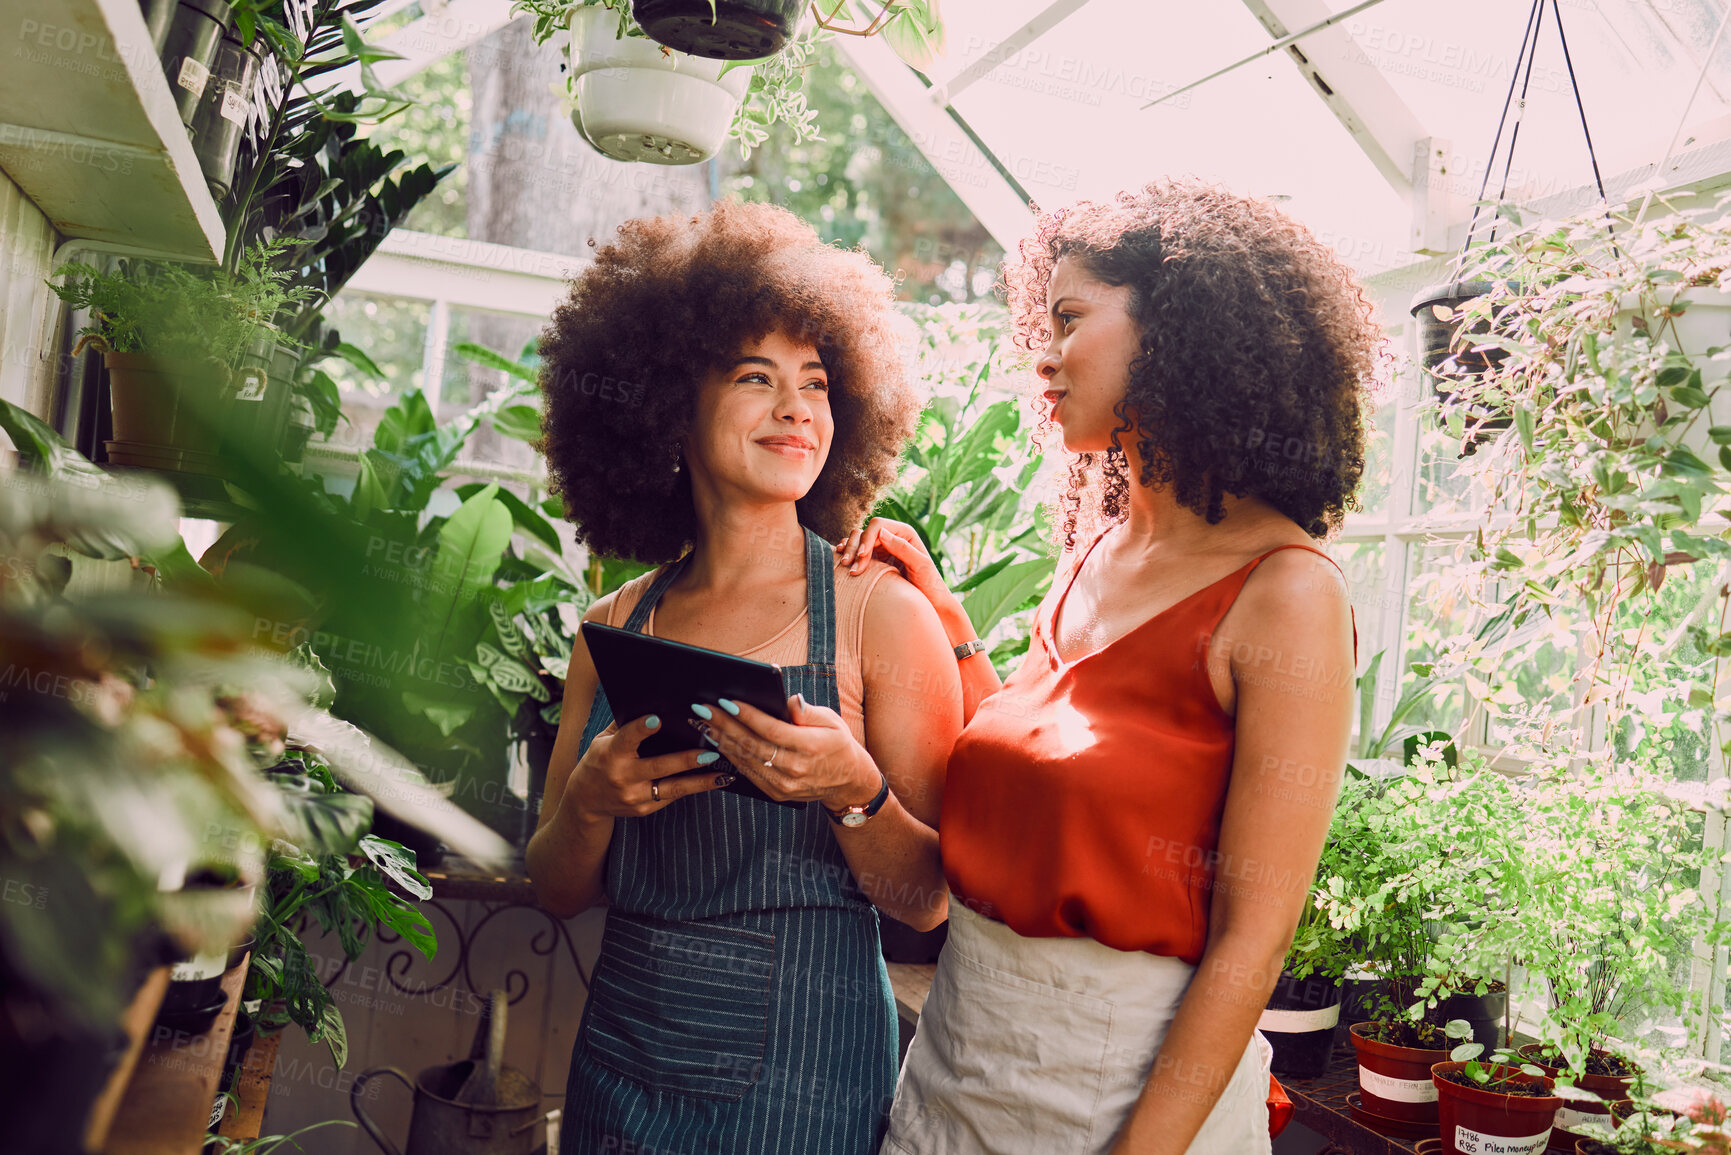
[1432,1061,1561,1155]
[1259,972,1343,1078]
[105,351,229,453]
[1516,1045,1634,1151]
[1352,1021,1450,1126]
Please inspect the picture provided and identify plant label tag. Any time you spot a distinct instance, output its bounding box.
[176,56,210,98]
[1358,1066,1437,1103]
[234,370,267,402]
[220,87,249,126]
[1257,1004,1340,1033]
[1452,1125,1551,1154]
[1554,1106,1607,1133]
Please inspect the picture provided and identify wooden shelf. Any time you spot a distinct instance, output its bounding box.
[0,0,225,261]
[216,1030,282,1145]
[102,956,248,1155]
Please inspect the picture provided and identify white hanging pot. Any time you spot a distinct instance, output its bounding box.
[567,5,753,165]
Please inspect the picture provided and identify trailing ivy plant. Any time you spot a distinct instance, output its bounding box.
[1408,193,1731,1062]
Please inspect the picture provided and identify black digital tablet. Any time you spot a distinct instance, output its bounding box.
[579,621,804,809]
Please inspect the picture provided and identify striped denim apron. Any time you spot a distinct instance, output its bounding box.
[561,527,898,1155]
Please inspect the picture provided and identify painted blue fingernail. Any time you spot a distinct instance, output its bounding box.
[691,703,712,720]
[718,699,740,716]
[697,751,721,765]
[645,715,661,730]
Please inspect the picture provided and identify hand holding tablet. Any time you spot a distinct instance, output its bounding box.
[580,622,806,809]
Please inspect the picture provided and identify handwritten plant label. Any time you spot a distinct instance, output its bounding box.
[1452,1126,1551,1154]
[1358,1066,1437,1103]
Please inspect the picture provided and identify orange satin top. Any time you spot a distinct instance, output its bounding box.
[940,530,1351,964]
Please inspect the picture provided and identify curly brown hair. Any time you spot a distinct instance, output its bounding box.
[537,200,919,563]
[1003,178,1381,549]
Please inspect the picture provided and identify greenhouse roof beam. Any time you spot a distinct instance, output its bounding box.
[926,0,1097,107]
[833,33,1037,253]
[1238,0,1430,199]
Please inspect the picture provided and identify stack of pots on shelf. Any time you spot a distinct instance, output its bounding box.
[149,0,231,128]
[567,5,755,165]
[190,25,264,197]
[1514,1046,1637,1152]
[1431,1062,1561,1155]
[138,0,259,196]
[1257,972,1344,1078]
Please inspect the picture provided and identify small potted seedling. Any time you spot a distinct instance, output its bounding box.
[1432,1025,1563,1155]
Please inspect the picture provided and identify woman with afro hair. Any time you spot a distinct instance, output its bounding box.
[842,180,1376,1155]
[526,200,963,1155]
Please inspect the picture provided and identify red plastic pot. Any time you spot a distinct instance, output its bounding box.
[1515,1045,1633,1151]
[1432,1061,1561,1155]
[1351,1021,1450,1126]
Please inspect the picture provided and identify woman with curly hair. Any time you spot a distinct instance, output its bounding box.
[846,179,1375,1155]
[526,200,962,1154]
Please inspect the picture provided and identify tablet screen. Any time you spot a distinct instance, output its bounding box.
[580,622,805,809]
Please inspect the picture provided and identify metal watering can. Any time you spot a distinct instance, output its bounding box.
[351,990,556,1155]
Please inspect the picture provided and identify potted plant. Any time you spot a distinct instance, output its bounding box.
[244,748,436,1067]
[1316,752,1523,1134]
[48,239,313,476]
[1432,1053,1562,1155]
[1502,763,1723,1151]
[512,0,821,160]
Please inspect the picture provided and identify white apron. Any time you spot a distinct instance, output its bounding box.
[882,902,1274,1155]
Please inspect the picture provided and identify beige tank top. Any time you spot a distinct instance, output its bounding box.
[605,556,901,744]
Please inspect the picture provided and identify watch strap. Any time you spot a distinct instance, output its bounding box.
[953,638,987,660]
[825,771,890,825]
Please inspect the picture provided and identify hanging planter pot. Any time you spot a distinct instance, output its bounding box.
[1432,1061,1560,1155]
[1515,1045,1635,1152]
[1258,971,1343,1078]
[190,26,264,199]
[1410,280,1518,442]
[158,0,232,128]
[1351,1021,1451,1130]
[568,5,754,165]
[631,0,804,59]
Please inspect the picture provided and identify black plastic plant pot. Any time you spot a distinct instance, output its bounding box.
[190,28,262,198]
[1260,972,1344,1078]
[160,0,231,128]
[140,0,176,53]
[1410,280,1518,440]
[632,0,804,58]
[1434,985,1508,1053]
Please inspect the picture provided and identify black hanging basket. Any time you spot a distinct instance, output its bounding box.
[631,0,805,59]
[1409,280,1518,442]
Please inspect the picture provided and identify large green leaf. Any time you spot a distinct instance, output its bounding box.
[454,481,561,554]
[453,341,541,384]
[491,404,543,443]
[273,775,374,855]
[959,559,1050,641]
[358,835,431,900]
